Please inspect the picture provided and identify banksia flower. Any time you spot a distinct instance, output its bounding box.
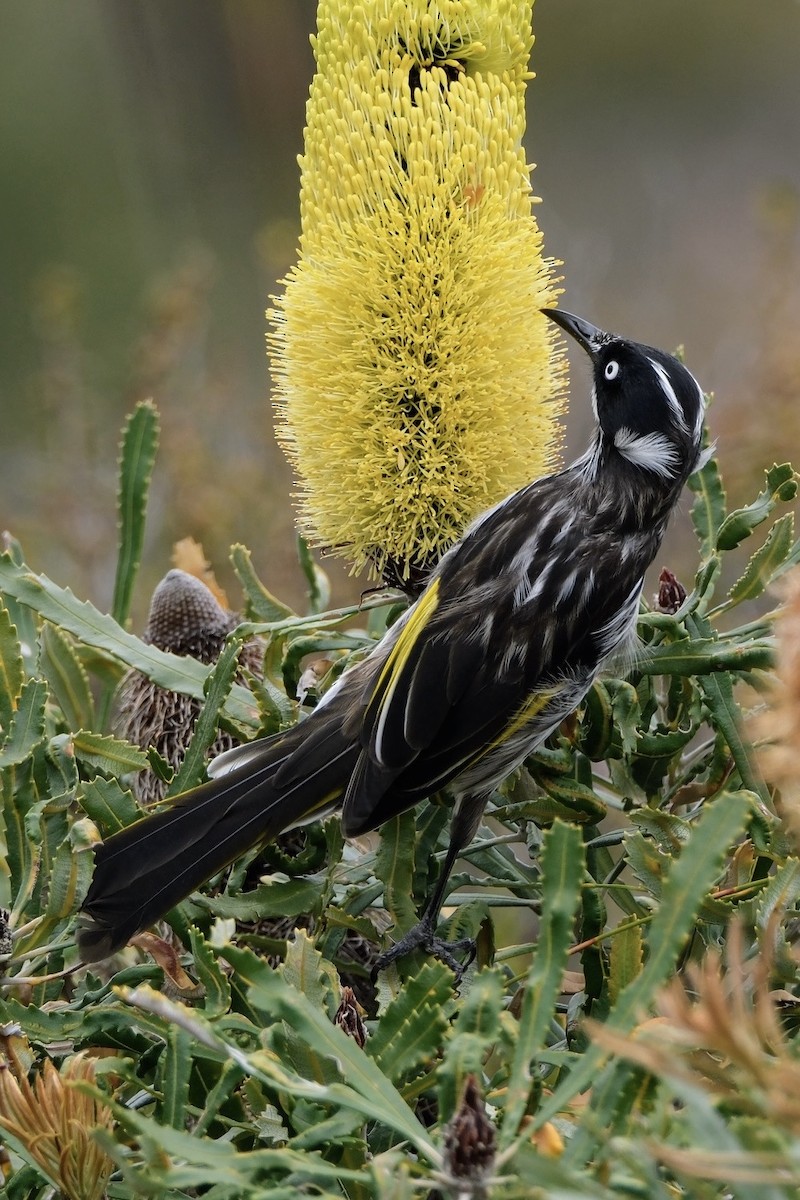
[270,0,565,585]
[0,1050,115,1200]
[441,1074,496,1196]
[118,569,263,804]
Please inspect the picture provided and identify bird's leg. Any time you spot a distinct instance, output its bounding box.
[373,796,485,981]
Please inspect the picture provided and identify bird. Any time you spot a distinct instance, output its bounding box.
[77,309,710,971]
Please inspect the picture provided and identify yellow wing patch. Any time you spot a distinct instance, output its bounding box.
[364,576,441,742]
[491,685,561,750]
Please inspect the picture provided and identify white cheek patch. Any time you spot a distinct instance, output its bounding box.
[614,427,679,478]
[647,357,689,432]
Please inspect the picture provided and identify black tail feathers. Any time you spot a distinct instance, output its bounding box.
[77,736,349,961]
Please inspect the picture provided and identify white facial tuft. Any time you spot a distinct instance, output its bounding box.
[613,427,680,479]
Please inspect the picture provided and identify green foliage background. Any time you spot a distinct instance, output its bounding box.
[1,405,800,1197]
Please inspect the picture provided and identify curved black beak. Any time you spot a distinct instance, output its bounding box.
[542,308,610,358]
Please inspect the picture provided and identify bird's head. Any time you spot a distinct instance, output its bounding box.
[544,308,709,485]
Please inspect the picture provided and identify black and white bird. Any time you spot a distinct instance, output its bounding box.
[78,310,709,970]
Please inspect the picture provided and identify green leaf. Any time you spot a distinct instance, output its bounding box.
[0,601,24,736]
[189,926,233,1019]
[231,543,297,622]
[78,775,141,833]
[637,635,773,676]
[538,791,752,1133]
[201,875,325,921]
[437,967,506,1117]
[215,947,439,1162]
[280,927,337,1013]
[366,960,453,1082]
[499,820,585,1150]
[716,462,797,551]
[0,553,261,726]
[726,512,795,607]
[754,858,800,932]
[158,1024,193,1129]
[607,680,640,756]
[68,729,150,774]
[39,622,94,731]
[0,677,48,768]
[608,920,644,1004]
[535,773,607,822]
[112,399,160,628]
[297,535,331,615]
[44,822,94,919]
[700,672,773,807]
[688,449,727,555]
[376,810,417,937]
[167,636,243,796]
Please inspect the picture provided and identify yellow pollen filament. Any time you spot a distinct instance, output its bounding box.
[269,1,567,579]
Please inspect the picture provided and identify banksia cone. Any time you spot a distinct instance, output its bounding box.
[270,0,565,586]
[118,569,263,804]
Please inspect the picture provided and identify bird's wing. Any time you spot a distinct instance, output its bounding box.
[342,482,652,836]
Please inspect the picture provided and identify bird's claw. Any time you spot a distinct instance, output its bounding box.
[372,916,476,983]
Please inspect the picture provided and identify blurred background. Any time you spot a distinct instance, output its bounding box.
[1,0,799,624]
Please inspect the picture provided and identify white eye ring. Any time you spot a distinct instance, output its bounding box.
[604,360,620,381]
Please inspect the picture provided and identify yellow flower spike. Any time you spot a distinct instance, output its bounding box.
[269,0,566,584]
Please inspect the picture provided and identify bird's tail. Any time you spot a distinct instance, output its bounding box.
[77,723,355,961]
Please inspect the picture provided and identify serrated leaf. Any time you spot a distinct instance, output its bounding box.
[216,946,437,1161]
[0,553,260,727]
[688,449,727,555]
[70,729,150,774]
[201,875,324,921]
[167,636,243,796]
[536,773,607,821]
[608,921,644,1004]
[438,967,506,1118]
[78,775,141,833]
[699,672,772,807]
[231,543,297,622]
[158,1024,192,1129]
[376,810,417,936]
[367,960,453,1082]
[607,680,640,756]
[189,925,232,1019]
[297,535,331,615]
[0,677,48,768]
[499,820,585,1150]
[576,680,615,761]
[39,621,94,731]
[727,512,795,606]
[716,462,797,551]
[44,825,93,919]
[754,858,800,932]
[113,399,160,628]
[637,635,773,676]
[0,601,24,736]
[624,829,669,899]
[248,670,295,734]
[280,927,336,1012]
[538,792,752,1132]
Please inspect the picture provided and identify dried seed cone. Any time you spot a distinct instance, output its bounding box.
[269,0,565,582]
[118,569,263,804]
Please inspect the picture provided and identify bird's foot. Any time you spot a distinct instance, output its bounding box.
[373,913,476,983]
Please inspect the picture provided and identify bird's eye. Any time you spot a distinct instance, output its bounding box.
[604,360,620,381]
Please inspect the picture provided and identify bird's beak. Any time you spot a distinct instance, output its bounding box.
[542,308,608,358]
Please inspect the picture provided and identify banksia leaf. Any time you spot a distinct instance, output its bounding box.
[113,399,160,628]
[270,0,565,583]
